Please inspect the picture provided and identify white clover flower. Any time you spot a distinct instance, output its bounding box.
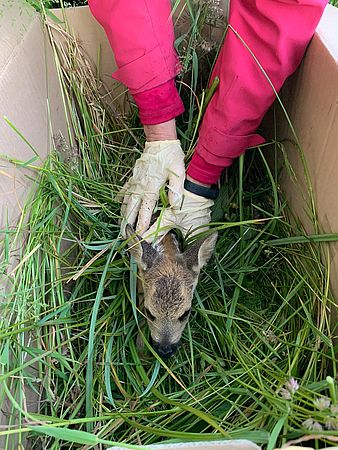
[325,417,338,430]
[313,397,331,410]
[278,388,291,400]
[277,377,299,400]
[312,421,323,431]
[302,418,314,430]
[331,404,338,415]
[302,418,323,431]
[285,377,299,394]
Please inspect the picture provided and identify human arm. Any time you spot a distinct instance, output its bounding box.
[88,0,184,124]
[88,0,187,234]
[147,0,327,239]
[187,0,328,185]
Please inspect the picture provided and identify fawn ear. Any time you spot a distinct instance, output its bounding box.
[183,232,217,273]
[125,224,159,270]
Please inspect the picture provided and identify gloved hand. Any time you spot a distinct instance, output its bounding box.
[120,140,185,236]
[145,189,214,240]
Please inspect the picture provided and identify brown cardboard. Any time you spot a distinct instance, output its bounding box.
[52,6,128,113]
[108,441,260,450]
[276,4,338,298]
[0,0,67,227]
[54,6,118,88]
[0,0,67,441]
[0,1,337,447]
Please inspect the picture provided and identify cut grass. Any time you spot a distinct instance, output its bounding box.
[1,2,338,449]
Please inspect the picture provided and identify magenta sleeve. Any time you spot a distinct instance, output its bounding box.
[188,0,327,185]
[133,80,185,125]
[88,0,180,94]
[88,0,184,124]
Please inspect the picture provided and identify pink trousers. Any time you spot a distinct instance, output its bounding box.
[88,0,327,184]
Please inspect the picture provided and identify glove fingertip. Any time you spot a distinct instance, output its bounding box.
[168,190,183,207]
[136,216,152,238]
[120,219,128,239]
[143,224,166,244]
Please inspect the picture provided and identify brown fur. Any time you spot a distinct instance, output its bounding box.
[126,225,217,355]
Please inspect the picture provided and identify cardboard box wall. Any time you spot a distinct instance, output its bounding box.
[0,0,337,445]
[275,4,338,296]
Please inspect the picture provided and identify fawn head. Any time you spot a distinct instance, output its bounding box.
[126,224,217,358]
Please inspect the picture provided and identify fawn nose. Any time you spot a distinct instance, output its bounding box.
[152,341,179,358]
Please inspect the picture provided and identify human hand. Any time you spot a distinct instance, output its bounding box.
[120,140,185,236]
[145,188,214,241]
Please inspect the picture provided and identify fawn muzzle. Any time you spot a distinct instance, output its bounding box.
[152,339,180,358]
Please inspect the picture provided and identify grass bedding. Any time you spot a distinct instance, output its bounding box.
[1,2,338,449]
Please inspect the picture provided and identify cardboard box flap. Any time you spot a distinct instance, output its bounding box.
[0,1,67,225]
[107,440,260,450]
[0,0,35,73]
[317,4,338,61]
[277,3,338,297]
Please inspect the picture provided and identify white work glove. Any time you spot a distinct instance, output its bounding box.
[145,189,214,240]
[120,140,185,236]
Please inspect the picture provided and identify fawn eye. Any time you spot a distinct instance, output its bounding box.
[145,307,156,321]
[179,308,191,322]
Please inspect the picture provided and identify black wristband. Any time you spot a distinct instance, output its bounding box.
[184,179,219,200]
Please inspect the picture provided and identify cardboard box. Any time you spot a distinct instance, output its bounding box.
[107,440,260,450]
[0,0,67,226]
[0,1,337,447]
[275,4,338,297]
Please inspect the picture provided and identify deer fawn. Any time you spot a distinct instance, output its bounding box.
[126,224,217,358]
